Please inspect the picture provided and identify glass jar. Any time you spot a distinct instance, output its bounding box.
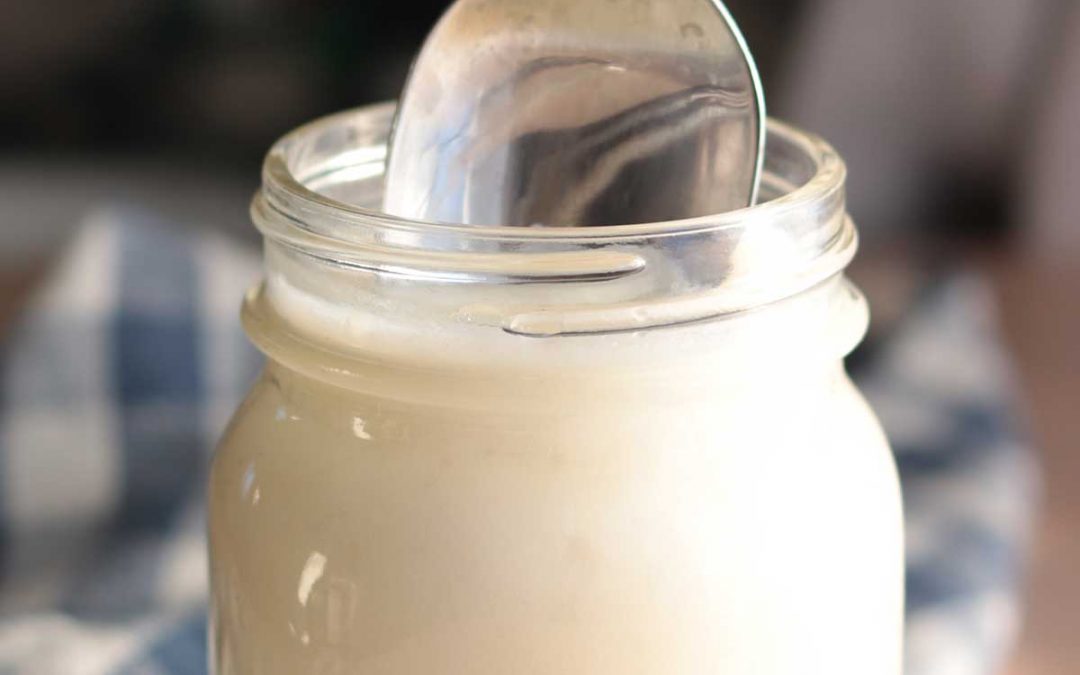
[209,103,903,674]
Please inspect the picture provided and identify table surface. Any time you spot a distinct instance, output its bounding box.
[992,250,1080,675]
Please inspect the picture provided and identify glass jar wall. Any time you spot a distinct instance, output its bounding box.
[208,103,904,675]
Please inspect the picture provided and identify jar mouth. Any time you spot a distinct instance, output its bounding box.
[252,102,856,335]
[260,102,845,242]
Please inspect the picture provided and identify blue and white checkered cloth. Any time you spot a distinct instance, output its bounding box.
[0,209,1037,674]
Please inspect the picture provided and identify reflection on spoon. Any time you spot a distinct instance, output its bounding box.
[384,0,765,227]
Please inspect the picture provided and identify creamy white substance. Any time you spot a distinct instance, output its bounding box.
[209,272,903,674]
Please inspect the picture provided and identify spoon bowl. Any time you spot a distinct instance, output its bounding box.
[383,0,765,227]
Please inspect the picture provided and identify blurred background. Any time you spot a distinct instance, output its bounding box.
[0,1,1077,673]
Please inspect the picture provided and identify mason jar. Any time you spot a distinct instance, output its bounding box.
[209,102,904,675]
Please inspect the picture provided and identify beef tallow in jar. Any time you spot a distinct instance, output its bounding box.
[208,103,904,674]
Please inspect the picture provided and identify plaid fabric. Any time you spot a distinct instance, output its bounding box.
[0,210,1037,674]
[858,277,1039,675]
[0,210,260,673]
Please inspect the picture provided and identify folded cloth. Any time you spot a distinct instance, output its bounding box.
[0,209,1037,674]
[0,210,260,673]
[856,278,1039,675]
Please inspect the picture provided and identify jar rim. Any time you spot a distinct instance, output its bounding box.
[260,102,846,243]
[251,103,856,335]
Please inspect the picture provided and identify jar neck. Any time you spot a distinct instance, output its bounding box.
[245,104,865,400]
[244,242,867,401]
[254,105,856,338]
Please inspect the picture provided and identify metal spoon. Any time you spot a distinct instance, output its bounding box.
[383,0,765,227]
